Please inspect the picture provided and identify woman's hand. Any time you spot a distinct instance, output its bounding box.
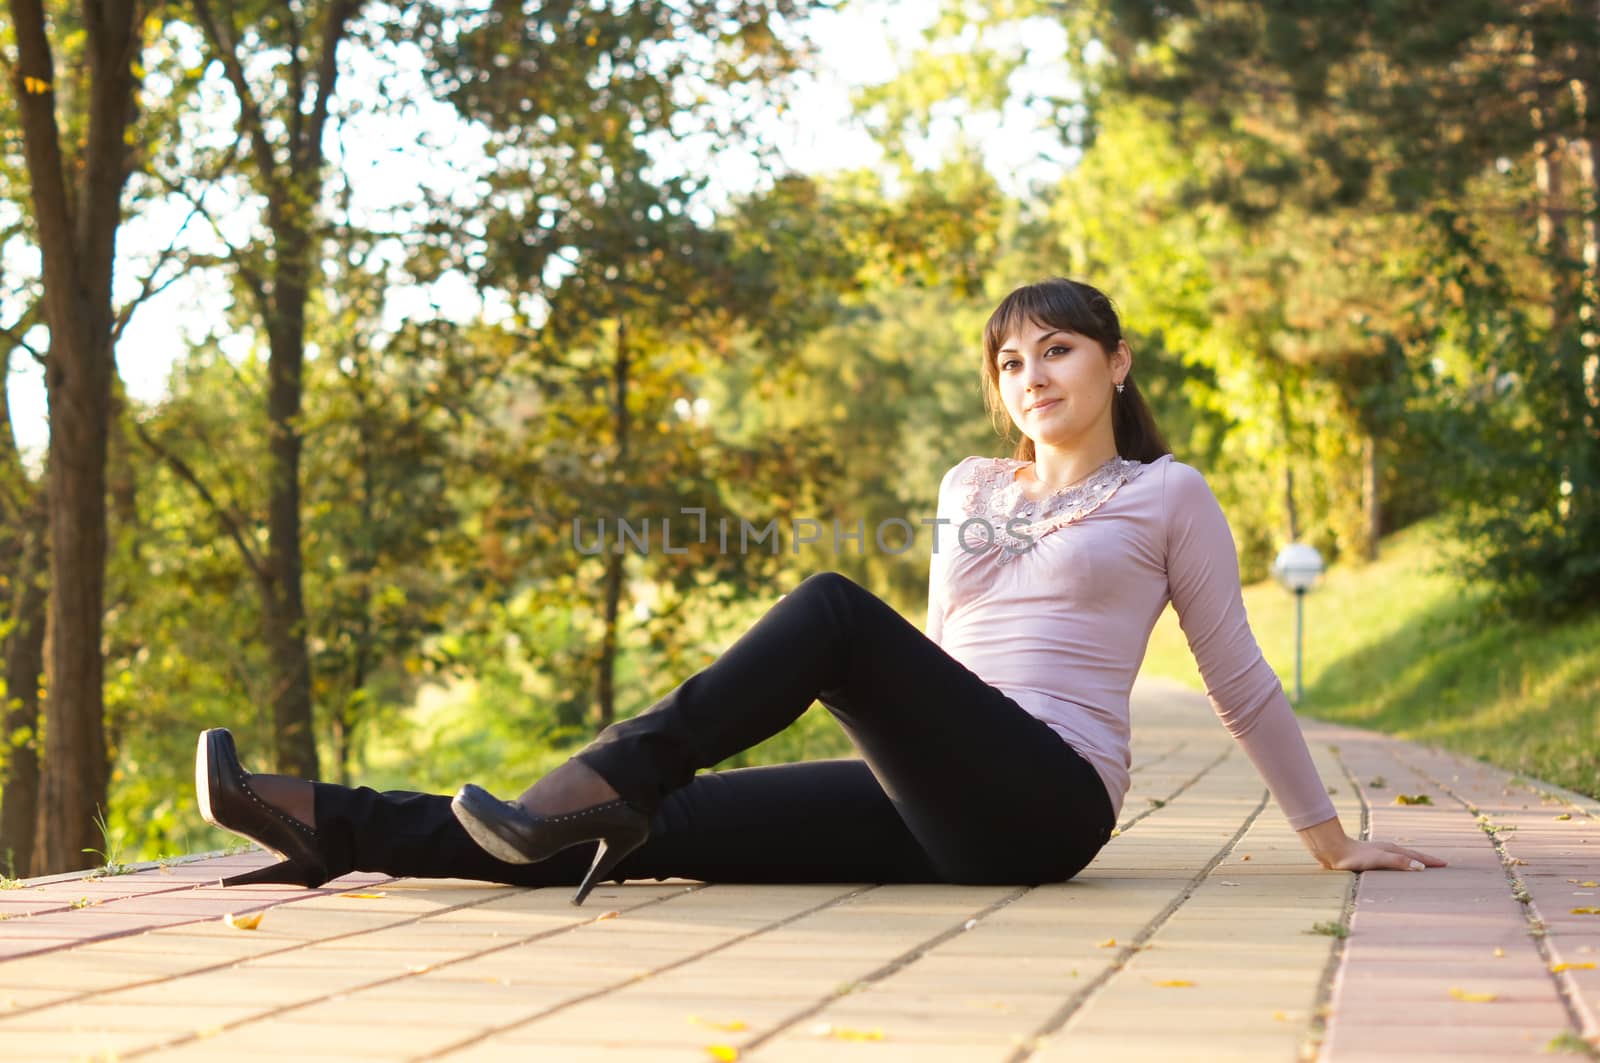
[1322,837,1448,872]
[1297,815,1448,871]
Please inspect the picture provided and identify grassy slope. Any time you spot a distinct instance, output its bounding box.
[1139,517,1600,798]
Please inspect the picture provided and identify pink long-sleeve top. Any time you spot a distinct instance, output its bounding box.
[925,452,1337,831]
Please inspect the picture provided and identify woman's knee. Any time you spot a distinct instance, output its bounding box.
[794,570,859,599]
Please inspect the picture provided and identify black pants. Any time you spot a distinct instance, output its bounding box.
[313,572,1116,887]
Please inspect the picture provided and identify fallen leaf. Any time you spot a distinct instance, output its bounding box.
[705,1046,739,1061]
[1572,908,1600,915]
[1551,962,1597,972]
[1583,882,1599,888]
[594,910,620,921]
[223,911,263,931]
[1493,948,1506,958]
[1272,1010,1291,1022]
[1240,854,1252,861]
[194,1025,225,1039]
[1109,828,1121,837]
[1448,988,1498,1003]
[1153,979,1195,988]
[1394,794,1433,805]
[1096,938,1117,948]
[689,1016,749,1032]
[828,1028,884,1042]
[339,892,387,899]
[1555,814,1573,821]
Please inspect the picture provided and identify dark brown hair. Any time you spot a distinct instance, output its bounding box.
[980,278,1172,464]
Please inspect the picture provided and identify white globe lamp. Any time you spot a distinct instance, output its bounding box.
[1272,543,1324,704]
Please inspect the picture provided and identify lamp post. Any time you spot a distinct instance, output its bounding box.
[1272,543,1324,705]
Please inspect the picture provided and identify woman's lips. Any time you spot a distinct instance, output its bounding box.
[1029,399,1061,413]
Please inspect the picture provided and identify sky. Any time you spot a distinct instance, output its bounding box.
[3,1,1071,464]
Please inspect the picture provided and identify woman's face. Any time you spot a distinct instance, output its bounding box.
[994,321,1128,451]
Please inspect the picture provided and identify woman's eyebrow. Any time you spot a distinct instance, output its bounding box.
[998,330,1070,354]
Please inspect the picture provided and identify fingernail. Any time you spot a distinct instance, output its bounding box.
[1409,860,1424,871]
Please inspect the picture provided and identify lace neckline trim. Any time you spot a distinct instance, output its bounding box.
[960,454,1147,562]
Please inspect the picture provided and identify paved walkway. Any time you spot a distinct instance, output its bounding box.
[1,679,1596,1061]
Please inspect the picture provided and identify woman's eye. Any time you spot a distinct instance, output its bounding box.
[1047,345,1070,356]
[1000,359,1019,371]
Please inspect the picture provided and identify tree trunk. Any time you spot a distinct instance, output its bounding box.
[264,307,318,778]
[187,0,361,779]
[1360,432,1381,562]
[0,496,48,878]
[1569,63,1599,471]
[1274,377,1300,541]
[7,0,142,873]
[598,552,624,731]
[1534,96,1595,531]
[1534,106,1575,322]
[596,319,631,731]
[38,353,114,873]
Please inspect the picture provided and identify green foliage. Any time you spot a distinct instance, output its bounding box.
[1411,208,1600,618]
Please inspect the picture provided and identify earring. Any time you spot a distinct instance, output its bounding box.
[1115,382,1126,394]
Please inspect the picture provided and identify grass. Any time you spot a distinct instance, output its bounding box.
[1140,517,1600,799]
[81,809,133,877]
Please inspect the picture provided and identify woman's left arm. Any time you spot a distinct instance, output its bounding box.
[1163,464,1445,873]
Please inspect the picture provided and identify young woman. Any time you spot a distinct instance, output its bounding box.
[196,278,1444,906]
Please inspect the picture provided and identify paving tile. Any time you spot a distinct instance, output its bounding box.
[1034,1029,1298,1062]
[0,1000,265,1033]
[442,1040,727,1062]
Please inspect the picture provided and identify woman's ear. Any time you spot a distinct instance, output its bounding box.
[1114,340,1133,381]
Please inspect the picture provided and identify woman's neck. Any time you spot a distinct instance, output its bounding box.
[1025,441,1120,493]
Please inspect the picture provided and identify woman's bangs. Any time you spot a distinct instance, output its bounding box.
[982,282,1104,362]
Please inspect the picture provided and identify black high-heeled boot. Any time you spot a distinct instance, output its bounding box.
[450,784,650,906]
[196,728,332,888]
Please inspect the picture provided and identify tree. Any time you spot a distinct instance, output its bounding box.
[395,0,833,731]
[4,0,145,871]
[143,0,366,778]
[0,339,46,877]
[300,231,501,783]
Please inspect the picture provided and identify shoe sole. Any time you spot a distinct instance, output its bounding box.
[195,731,220,829]
[195,729,287,862]
[450,790,536,865]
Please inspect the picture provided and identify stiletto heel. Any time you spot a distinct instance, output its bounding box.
[196,728,333,889]
[451,783,651,906]
[573,819,651,907]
